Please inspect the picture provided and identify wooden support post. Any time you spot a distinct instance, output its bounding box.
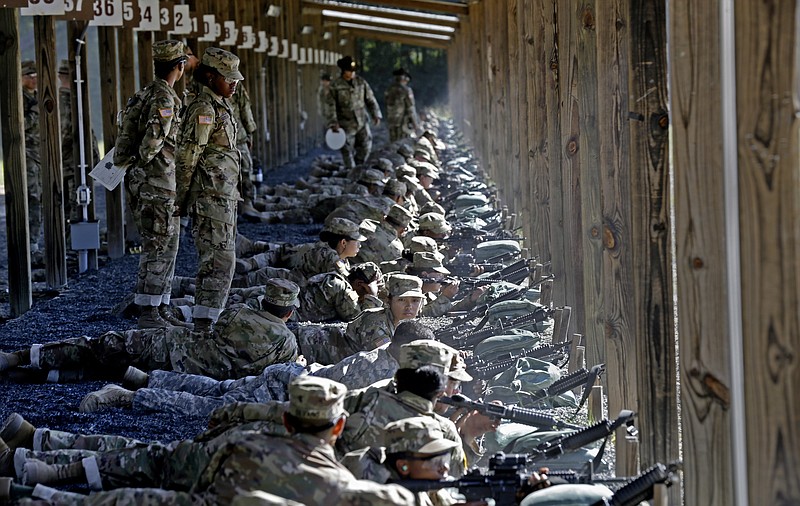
[97,26,124,259]
[34,15,67,288]
[550,308,564,345]
[588,383,603,424]
[555,306,571,343]
[118,26,138,247]
[569,333,584,374]
[652,483,670,506]
[137,30,153,87]
[0,8,32,315]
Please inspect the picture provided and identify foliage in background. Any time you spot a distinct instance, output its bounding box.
[355,39,448,113]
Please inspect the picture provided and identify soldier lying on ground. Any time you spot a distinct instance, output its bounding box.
[4,377,428,505]
[0,280,301,393]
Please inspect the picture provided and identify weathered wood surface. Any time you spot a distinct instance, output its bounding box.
[626,0,678,490]
[0,8,32,315]
[118,25,139,246]
[34,15,67,287]
[97,26,125,260]
[735,1,800,504]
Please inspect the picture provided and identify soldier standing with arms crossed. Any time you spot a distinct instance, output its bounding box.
[323,56,382,169]
[175,47,242,334]
[113,41,188,329]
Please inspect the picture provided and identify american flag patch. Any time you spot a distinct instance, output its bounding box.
[159,108,173,118]
[198,115,213,125]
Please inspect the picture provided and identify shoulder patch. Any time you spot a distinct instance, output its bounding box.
[198,115,213,125]
[159,108,173,118]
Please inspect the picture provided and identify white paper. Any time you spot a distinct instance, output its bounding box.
[89,148,126,191]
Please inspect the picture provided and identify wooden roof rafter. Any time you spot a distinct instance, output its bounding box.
[302,0,460,28]
[342,27,449,49]
[348,0,468,16]
[320,9,455,36]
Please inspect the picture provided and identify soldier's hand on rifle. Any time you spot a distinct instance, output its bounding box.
[468,286,487,303]
[441,279,460,299]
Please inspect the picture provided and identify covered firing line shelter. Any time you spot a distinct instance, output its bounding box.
[0,1,798,505]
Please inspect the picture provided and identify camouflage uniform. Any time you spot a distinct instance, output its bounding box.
[354,219,404,264]
[323,59,382,168]
[344,307,396,352]
[285,241,348,280]
[176,48,242,321]
[21,62,41,252]
[115,67,184,308]
[230,83,257,203]
[295,270,362,322]
[385,73,420,142]
[26,303,297,380]
[312,345,399,390]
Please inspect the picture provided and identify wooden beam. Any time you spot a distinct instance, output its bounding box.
[322,13,454,36]
[349,0,467,15]
[34,15,68,287]
[0,8,33,315]
[118,26,139,248]
[302,0,459,28]
[344,27,449,49]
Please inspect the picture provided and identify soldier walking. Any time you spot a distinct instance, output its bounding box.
[385,67,420,142]
[114,40,189,329]
[323,56,382,169]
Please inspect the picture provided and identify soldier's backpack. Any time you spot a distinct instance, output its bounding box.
[113,85,155,168]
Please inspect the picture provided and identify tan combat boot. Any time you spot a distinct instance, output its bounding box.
[21,459,84,486]
[0,414,35,451]
[158,305,193,329]
[79,385,134,413]
[137,306,171,329]
[122,366,149,389]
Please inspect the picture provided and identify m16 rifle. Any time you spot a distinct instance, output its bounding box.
[466,341,573,380]
[437,306,554,350]
[438,394,584,431]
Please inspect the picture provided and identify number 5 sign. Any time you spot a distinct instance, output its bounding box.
[89,0,122,26]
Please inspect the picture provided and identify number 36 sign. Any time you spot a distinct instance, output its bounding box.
[89,0,123,26]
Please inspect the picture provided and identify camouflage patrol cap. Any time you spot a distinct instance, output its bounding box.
[386,205,413,228]
[384,417,459,456]
[375,158,394,173]
[21,60,36,76]
[392,67,412,79]
[360,219,378,236]
[58,59,70,75]
[395,165,418,183]
[153,39,187,63]
[387,274,424,298]
[263,278,300,307]
[418,213,452,235]
[351,261,382,284]
[383,179,407,198]
[288,376,348,422]
[337,55,357,71]
[419,201,446,216]
[397,144,414,158]
[398,339,453,371]
[413,251,450,274]
[447,352,473,382]
[409,236,440,254]
[323,217,367,241]
[202,47,244,80]
[414,149,433,163]
[411,161,439,180]
[360,168,385,186]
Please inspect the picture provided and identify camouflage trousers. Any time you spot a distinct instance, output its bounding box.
[43,488,207,506]
[30,328,186,375]
[26,156,42,250]
[388,125,410,143]
[125,186,180,307]
[131,363,303,417]
[339,124,372,169]
[237,142,255,203]
[191,199,237,321]
[232,266,301,289]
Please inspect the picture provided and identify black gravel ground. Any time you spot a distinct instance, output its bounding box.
[0,146,327,445]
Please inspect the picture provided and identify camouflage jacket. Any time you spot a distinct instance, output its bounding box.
[311,345,399,390]
[355,220,404,265]
[175,84,240,216]
[296,270,362,322]
[323,75,382,131]
[59,87,100,176]
[421,292,452,318]
[344,307,395,353]
[197,431,423,505]
[384,80,419,131]
[285,241,348,281]
[22,88,39,163]
[339,386,467,478]
[229,82,257,145]
[170,304,298,380]
[115,78,183,193]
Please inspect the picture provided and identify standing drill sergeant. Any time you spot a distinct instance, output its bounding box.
[21,61,42,259]
[113,40,188,329]
[175,47,243,334]
[385,67,420,142]
[229,82,258,213]
[323,56,382,169]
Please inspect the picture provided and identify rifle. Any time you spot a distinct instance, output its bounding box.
[525,364,607,410]
[438,394,584,431]
[533,410,636,462]
[437,286,527,340]
[591,462,681,506]
[467,341,573,380]
[438,306,554,350]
